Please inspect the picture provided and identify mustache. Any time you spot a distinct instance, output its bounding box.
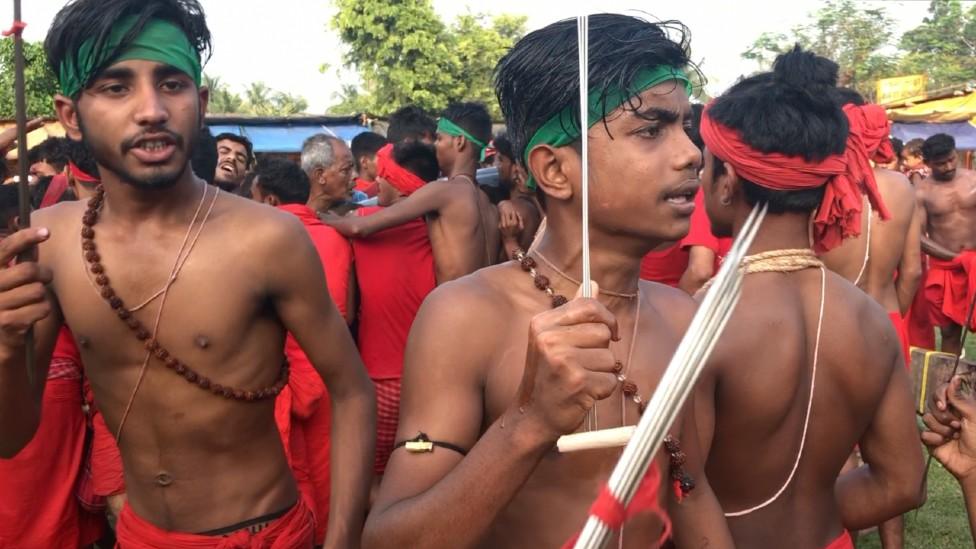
[120,128,185,155]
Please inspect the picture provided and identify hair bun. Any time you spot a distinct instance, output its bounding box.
[773,45,838,91]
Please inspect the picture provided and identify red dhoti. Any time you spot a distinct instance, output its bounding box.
[374,377,402,474]
[823,530,853,549]
[923,252,976,330]
[888,311,910,370]
[115,500,315,548]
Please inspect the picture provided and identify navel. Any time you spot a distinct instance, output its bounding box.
[154,471,173,487]
[194,335,210,349]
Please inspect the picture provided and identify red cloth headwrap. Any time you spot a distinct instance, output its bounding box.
[700,102,891,253]
[68,161,99,184]
[376,143,425,197]
[845,102,894,165]
[39,174,69,209]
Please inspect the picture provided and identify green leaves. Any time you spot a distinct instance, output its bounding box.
[0,39,58,118]
[204,75,308,116]
[330,0,526,117]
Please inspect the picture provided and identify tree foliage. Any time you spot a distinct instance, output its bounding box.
[742,0,976,102]
[330,0,526,117]
[204,75,308,116]
[0,39,58,118]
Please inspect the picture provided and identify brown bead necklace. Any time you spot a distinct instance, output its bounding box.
[81,186,288,406]
[512,248,694,498]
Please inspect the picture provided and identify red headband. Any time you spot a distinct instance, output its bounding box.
[68,160,99,184]
[376,144,425,197]
[39,174,69,208]
[847,102,895,165]
[700,102,890,253]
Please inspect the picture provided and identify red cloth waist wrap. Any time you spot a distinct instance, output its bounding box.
[924,251,976,331]
[700,102,891,253]
[115,499,315,548]
[376,143,425,196]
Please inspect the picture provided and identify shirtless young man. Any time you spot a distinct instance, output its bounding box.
[324,102,497,284]
[670,48,925,549]
[0,1,374,546]
[915,133,976,355]
[362,15,729,549]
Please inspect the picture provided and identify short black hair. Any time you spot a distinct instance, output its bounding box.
[687,103,704,151]
[28,138,71,171]
[890,137,903,159]
[387,106,436,143]
[922,133,955,162]
[708,46,845,214]
[441,102,492,149]
[192,126,217,184]
[493,133,514,162]
[831,87,865,107]
[350,131,388,165]
[0,184,19,224]
[215,133,254,166]
[254,158,309,204]
[904,138,924,157]
[44,0,212,98]
[393,141,439,183]
[66,139,99,179]
[495,14,696,168]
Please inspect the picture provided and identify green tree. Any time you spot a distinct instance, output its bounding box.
[0,39,58,118]
[205,74,244,114]
[741,0,898,100]
[330,0,526,117]
[203,76,307,116]
[899,0,976,91]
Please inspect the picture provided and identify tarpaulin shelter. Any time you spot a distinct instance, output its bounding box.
[888,90,976,151]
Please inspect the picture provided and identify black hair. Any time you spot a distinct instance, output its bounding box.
[350,131,388,165]
[31,175,75,209]
[66,139,99,179]
[922,133,955,162]
[494,14,698,169]
[890,137,903,159]
[687,103,704,151]
[904,138,924,157]
[393,141,439,183]
[191,126,217,184]
[441,102,492,149]
[387,106,436,143]
[831,87,866,107]
[215,133,254,166]
[0,184,19,224]
[28,138,71,171]
[708,46,845,214]
[237,171,257,198]
[254,158,309,204]
[493,133,514,162]
[44,0,212,98]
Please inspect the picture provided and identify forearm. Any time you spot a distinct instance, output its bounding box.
[363,410,551,549]
[963,478,976,542]
[324,374,376,548]
[502,235,521,261]
[921,236,957,262]
[669,480,734,549]
[0,346,41,457]
[895,269,922,316]
[835,463,922,529]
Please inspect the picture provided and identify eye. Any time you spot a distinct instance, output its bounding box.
[100,83,128,96]
[161,79,187,92]
[637,124,663,139]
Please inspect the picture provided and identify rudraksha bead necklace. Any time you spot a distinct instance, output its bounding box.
[81,185,288,402]
[512,248,694,498]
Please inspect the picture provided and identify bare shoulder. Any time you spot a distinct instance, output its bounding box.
[32,200,86,266]
[217,191,309,248]
[415,263,518,336]
[828,270,898,360]
[640,279,696,333]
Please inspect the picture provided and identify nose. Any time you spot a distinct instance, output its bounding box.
[133,82,170,127]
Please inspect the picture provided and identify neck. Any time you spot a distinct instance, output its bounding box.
[100,165,203,222]
[532,224,643,300]
[733,207,812,255]
[447,155,477,180]
[308,191,339,213]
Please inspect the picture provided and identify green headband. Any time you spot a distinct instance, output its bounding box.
[59,16,202,98]
[437,118,489,162]
[522,66,692,190]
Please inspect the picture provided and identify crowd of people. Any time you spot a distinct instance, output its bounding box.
[1,1,976,548]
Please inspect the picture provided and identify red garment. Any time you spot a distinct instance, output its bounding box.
[277,203,352,319]
[923,252,976,331]
[0,328,104,548]
[823,530,854,549]
[353,206,436,379]
[69,160,99,183]
[700,103,891,253]
[888,311,910,370]
[115,499,315,548]
[353,177,379,198]
[301,389,331,545]
[374,378,401,474]
[40,173,69,208]
[640,243,689,287]
[90,398,126,496]
[681,190,732,263]
[907,259,937,349]
[376,143,425,196]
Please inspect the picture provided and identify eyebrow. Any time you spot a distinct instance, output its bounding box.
[633,106,684,124]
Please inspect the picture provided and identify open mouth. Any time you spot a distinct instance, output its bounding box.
[663,179,700,205]
[129,134,177,164]
[219,163,236,175]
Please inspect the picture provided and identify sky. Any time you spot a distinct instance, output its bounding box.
[6,0,972,113]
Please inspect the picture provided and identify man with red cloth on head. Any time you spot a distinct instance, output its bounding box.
[355,141,438,484]
[915,133,976,355]
[670,46,924,549]
[251,158,354,546]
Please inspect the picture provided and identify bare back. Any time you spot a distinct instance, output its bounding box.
[918,168,976,253]
[36,192,308,532]
[699,268,909,548]
[375,264,694,547]
[820,169,917,312]
[425,176,496,283]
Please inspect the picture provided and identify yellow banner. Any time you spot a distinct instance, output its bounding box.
[876,75,927,106]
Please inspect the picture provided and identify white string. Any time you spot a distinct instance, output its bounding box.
[853,199,872,288]
[577,15,591,299]
[724,265,826,517]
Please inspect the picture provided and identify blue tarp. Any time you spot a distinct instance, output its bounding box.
[891,121,976,150]
[208,123,369,153]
